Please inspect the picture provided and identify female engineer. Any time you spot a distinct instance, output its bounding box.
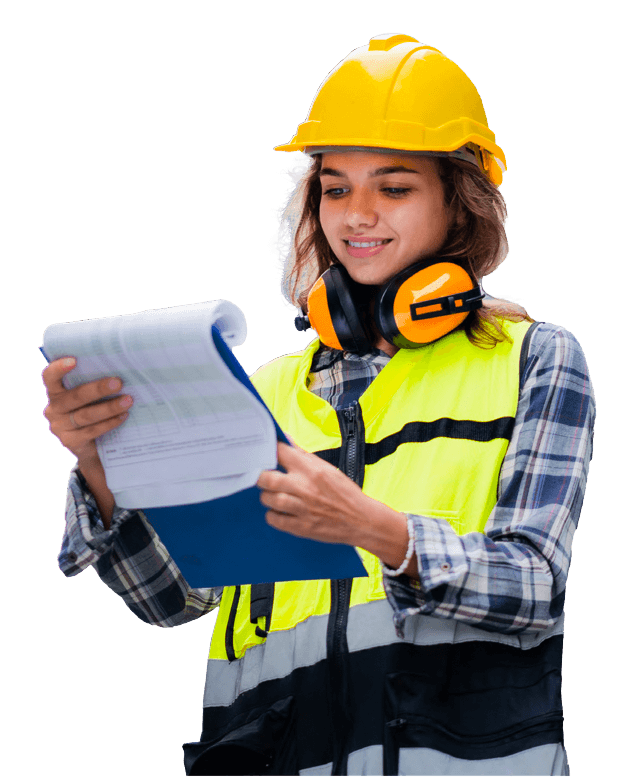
[42,34,595,776]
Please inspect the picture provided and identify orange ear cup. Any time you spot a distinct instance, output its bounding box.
[305,266,372,352]
[392,263,476,344]
[307,275,344,351]
[375,259,483,348]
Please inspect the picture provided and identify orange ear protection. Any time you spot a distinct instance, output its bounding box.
[294,258,484,352]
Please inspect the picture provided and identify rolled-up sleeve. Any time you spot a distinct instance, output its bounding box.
[59,467,138,575]
[383,323,595,637]
[59,467,220,627]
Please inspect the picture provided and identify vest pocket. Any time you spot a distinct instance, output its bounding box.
[183,696,296,776]
[382,667,564,775]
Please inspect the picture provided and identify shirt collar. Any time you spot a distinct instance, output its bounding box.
[310,342,391,372]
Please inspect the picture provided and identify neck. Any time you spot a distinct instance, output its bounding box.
[342,280,399,357]
[364,295,398,357]
[372,337,399,358]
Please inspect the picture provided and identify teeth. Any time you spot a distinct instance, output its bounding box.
[347,240,388,248]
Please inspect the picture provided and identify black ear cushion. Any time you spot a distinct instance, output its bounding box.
[325,265,372,352]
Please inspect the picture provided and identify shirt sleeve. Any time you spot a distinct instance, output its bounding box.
[59,466,220,627]
[382,323,595,637]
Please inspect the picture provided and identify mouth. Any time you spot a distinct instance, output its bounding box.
[343,238,392,258]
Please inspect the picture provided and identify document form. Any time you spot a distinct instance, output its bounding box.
[43,301,277,508]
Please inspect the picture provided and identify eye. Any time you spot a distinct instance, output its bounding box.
[323,186,411,199]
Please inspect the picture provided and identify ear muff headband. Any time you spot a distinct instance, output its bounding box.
[375,258,483,348]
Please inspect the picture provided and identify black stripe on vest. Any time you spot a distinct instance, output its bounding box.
[314,416,515,470]
[365,416,515,465]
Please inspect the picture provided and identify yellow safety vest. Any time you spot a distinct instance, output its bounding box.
[210,319,531,661]
[184,318,566,776]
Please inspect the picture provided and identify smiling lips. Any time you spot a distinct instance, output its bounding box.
[344,238,392,258]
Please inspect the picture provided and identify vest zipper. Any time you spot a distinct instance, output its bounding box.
[328,401,365,775]
[338,402,365,488]
[344,403,357,480]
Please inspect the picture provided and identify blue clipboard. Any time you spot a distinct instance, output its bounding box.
[143,328,368,587]
[43,328,368,588]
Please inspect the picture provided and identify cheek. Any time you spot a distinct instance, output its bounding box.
[319,202,339,243]
[415,202,450,241]
[319,201,329,230]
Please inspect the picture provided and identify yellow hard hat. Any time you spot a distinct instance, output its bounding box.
[275,33,506,186]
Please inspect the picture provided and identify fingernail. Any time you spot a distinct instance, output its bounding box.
[63,358,76,368]
[109,378,122,391]
[119,396,132,408]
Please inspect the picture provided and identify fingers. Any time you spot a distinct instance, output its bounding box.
[65,411,130,445]
[42,359,122,412]
[42,357,132,459]
[42,356,77,395]
[43,358,127,413]
[256,467,285,492]
[65,393,133,432]
[64,376,124,414]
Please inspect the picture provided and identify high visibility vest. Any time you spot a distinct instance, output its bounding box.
[184,319,568,777]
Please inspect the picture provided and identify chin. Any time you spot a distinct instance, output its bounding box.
[347,269,392,287]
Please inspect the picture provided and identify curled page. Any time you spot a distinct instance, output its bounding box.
[43,300,277,508]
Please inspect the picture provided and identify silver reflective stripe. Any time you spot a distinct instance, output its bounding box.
[205,599,564,707]
[347,599,565,652]
[204,611,329,707]
[297,744,566,775]
[398,743,568,776]
[299,762,334,777]
[347,744,383,774]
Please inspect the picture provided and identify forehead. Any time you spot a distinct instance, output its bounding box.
[319,150,438,175]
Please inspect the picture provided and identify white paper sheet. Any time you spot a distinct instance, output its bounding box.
[43,300,277,508]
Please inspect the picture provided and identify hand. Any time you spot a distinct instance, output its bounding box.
[42,357,133,466]
[257,442,371,546]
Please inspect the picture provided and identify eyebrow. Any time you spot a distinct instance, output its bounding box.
[319,165,422,178]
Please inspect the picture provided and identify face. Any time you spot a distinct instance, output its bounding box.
[318,151,452,286]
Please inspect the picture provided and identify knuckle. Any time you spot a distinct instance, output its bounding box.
[42,361,56,380]
[48,420,65,441]
[312,469,327,487]
[42,361,65,389]
[42,402,59,425]
[97,415,122,435]
[75,383,95,406]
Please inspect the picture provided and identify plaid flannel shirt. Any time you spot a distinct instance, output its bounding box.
[59,322,595,637]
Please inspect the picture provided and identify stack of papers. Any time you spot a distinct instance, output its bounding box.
[43,301,276,508]
[43,301,367,587]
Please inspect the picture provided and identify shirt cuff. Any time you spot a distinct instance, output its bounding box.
[382,513,469,638]
[58,466,138,576]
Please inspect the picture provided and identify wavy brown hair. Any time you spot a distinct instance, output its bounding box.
[279,153,531,350]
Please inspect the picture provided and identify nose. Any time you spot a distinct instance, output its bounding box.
[344,188,378,230]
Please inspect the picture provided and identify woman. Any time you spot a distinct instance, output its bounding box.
[43,35,594,775]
